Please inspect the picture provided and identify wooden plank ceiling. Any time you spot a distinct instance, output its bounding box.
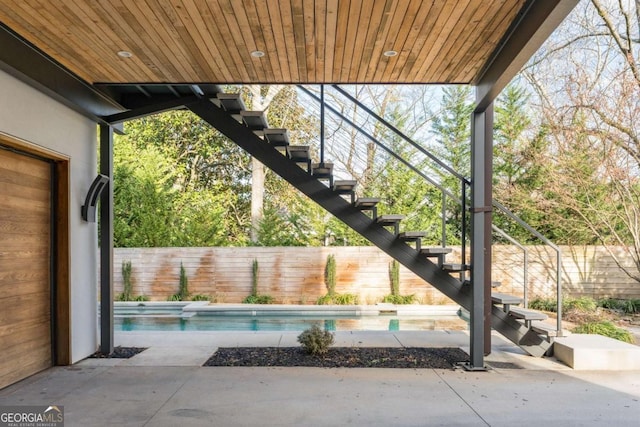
[0,0,526,85]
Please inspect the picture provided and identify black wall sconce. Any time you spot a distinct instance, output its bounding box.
[81,174,109,222]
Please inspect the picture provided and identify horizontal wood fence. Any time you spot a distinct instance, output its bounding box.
[111,245,640,303]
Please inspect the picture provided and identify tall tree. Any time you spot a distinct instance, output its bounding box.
[520,0,640,280]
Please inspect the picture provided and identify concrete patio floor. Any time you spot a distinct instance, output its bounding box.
[1,330,639,426]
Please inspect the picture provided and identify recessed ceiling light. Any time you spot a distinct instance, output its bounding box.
[251,50,265,58]
[117,50,133,58]
[383,50,398,57]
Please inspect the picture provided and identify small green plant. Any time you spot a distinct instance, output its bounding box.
[132,295,149,302]
[242,259,274,304]
[528,297,557,312]
[297,325,335,355]
[121,260,132,300]
[572,321,634,343]
[169,262,190,301]
[252,259,259,296]
[243,294,275,304]
[191,294,210,301]
[316,293,358,305]
[382,260,414,304]
[382,294,416,304]
[565,296,597,312]
[597,298,640,314]
[389,260,400,296]
[325,254,337,296]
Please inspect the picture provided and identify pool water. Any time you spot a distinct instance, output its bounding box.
[115,314,468,332]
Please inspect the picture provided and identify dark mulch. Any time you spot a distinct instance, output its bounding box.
[204,347,468,369]
[89,346,147,359]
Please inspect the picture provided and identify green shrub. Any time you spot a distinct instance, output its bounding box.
[565,296,597,312]
[389,260,400,296]
[251,259,259,296]
[179,262,190,300]
[382,294,416,304]
[243,294,274,304]
[132,295,149,302]
[191,294,210,301]
[597,298,640,314]
[528,298,557,312]
[297,325,335,355]
[571,321,634,343]
[121,260,133,301]
[529,296,598,313]
[316,293,358,305]
[325,254,336,296]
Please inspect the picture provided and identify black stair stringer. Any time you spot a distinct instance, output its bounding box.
[187,98,470,308]
[491,306,552,357]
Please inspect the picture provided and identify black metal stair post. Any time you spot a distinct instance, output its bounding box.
[99,124,114,355]
[467,102,494,371]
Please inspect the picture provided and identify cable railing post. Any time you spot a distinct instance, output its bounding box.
[556,248,563,335]
[523,247,529,308]
[441,192,447,247]
[320,84,325,164]
[461,179,467,282]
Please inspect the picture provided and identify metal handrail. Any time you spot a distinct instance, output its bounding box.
[492,224,529,307]
[296,84,562,333]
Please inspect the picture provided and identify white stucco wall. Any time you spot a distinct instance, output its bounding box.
[0,69,98,363]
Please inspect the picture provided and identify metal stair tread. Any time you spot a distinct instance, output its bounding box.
[333,180,357,193]
[376,215,405,225]
[241,110,269,133]
[420,247,453,256]
[442,263,470,272]
[286,145,310,160]
[263,128,290,146]
[311,162,334,176]
[354,197,380,208]
[508,307,548,321]
[491,293,522,305]
[530,322,561,337]
[217,93,246,112]
[398,231,426,240]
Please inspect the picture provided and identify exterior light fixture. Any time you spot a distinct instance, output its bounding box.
[383,50,398,57]
[251,50,265,58]
[81,174,109,222]
[117,50,133,58]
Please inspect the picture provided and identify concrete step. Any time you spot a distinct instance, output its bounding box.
[286,146,312,171]
[530,322,563,338]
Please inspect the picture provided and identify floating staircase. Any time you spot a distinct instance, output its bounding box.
[186,94,555,357]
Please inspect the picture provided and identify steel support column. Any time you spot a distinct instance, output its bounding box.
[468,103,494,370]
[99,125,114,354]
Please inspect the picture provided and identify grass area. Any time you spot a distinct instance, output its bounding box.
[529,296,638,343]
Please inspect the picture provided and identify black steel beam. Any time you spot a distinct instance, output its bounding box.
[0,23,124,121]
[99,125,114,355]
[187,99,470,308]
[103,95,201,124]
[474,0,579,112]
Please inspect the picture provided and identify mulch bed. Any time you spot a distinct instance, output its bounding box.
[204,347,468,369]
[89,346,147,358]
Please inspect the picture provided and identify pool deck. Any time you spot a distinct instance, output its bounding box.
[1,330,639,426]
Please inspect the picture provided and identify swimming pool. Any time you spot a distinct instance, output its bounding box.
[113,302,468,332]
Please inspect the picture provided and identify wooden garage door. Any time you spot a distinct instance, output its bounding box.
[0,147,52,389]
